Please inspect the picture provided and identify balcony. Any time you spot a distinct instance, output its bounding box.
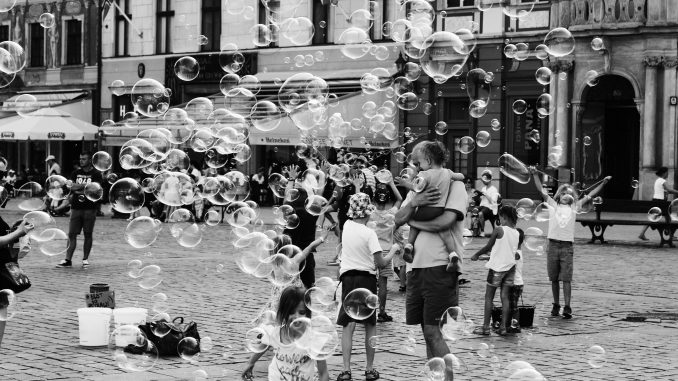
[569,0,646,30]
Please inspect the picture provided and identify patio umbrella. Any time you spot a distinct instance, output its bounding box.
[0,107,99,141]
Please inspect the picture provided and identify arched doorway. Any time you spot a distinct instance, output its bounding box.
[579,75,639,202]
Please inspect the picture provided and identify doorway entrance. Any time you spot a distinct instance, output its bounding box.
[579,75,639,202]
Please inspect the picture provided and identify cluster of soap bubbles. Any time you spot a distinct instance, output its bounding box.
[127,260,163,290]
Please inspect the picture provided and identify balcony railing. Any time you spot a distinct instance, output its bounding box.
[570,0,646,29]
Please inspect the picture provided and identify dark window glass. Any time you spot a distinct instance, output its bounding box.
[0,25,9,42]
[156,0,174,54]
[30,23,44,67]
[66,19,82,65]
[201,0,221,51]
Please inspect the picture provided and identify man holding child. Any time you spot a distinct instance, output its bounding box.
[395,141,467,374]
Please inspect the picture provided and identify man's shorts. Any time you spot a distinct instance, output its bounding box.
[547,239,574,282]
[406,265,458,326]
[479,206,494,221]
[337,270,377,326]
[487,266,515,288]
[69,208,97,235]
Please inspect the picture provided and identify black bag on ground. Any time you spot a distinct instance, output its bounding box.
[138,316,201,356]
[0,218,31,293]
[491,303,535,328]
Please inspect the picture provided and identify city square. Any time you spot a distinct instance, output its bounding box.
[1,0,678,380]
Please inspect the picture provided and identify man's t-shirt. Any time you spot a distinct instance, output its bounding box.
[403,181,467,268]
[70,167,104,210]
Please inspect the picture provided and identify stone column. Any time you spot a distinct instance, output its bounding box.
[662,57,678,176]
[556,60,573,167]
[642,56,662,169]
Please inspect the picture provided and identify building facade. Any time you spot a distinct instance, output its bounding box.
[99,0,678,205]
[0,0,101,177]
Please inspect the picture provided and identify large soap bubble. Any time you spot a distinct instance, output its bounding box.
[419,32,469,83]
[131,78,170,118]
[544,27,575,57]
[125,217,163,248]
[173,56,200,81]
[45,175,71,201]
[38,228,69,256]
[498,154,531,184]
[23,211,55,241]
[343,288,378,320]
[0,41,26,74]
[110,178,145,214]
[153,172,195,206]
[108,325,159,372]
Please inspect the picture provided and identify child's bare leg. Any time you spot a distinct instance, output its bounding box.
[500,285,511,334]
[341,323,356,372]
[403,227,419,263]
[439,230,461,273]
[483,285,497,328]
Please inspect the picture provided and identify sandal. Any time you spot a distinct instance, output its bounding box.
[472,326,491,336]
[495,327,508,336]
[562,305,572,319]
[336,370,352,381]
[365,369,380,381]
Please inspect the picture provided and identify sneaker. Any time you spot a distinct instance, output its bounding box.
[55,259,72,268]
[82,260,90,269]
[377,312,393,323]
[551,303,561,317]
[562,305,572,319]
[402,243,414,263]
[446,251,461,274]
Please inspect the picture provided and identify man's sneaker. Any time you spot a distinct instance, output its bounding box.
[402,243,414,263]
[446,251,461,274]
[551,303,561,317]
[562,305,572,319]
[55,259,72,268]
[82,260,90,269]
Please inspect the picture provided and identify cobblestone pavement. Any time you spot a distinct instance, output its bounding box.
[1,204,677,380]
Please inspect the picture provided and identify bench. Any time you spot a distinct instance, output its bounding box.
[578,206,678,247]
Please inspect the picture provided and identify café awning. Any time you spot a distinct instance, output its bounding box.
[247,90,399,149]
[0,107,99,141]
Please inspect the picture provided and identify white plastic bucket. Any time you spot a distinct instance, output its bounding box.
[77,307,112,347]
[112,307,148,347]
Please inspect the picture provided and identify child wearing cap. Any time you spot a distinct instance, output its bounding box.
[336,192,400,381]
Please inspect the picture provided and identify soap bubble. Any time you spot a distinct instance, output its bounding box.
[131,78,169,118]
[498,154,531,184]
[109,178,145,214]
[125,217,163,248]
[138,265,163,289]
[245,326,270,353]
[92,151,113,171]
[506,368,547,380]
[534,44,549,60]
[338,28,370,60]
[491,119,501,131]
[173,56,200,81]
[514,42,530,61]
[439,306,466,342]
[516,198,535,219]
[14,93,40,117]
[84,182,103,202]
[37,228,69,256]
[434,121,448,135]
[502,1,534,18]
[23,211,55,241]
[512,99,528,115]
[469,99,488,118]
[108,325,159,371]
[0,41,26,74]
[466,68,491,106]
[585,70,600,87]
[587,345,606,368]
[16,182,45,211]
[456,136,476,154]
[38,13,55,28]
[304,195,329,216]
[475,131,491,148]
[476,342,490,358]
[647,207,663,222]
[535,67,552,85]
[583,136,592,146]
[343,288,378,320]
[375,169,393,184]
[412,176,428,193]
[178,337,201,361]
[591,37,605,51]
[423,357,446,381]
[631,179,639,189]
[544,27,575,57]
[524,227,545,251]
[536,93,554,116]
[45,175,71,201]
[419,32,469,83]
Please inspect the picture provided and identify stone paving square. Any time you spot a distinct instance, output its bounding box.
[0,206,677,380]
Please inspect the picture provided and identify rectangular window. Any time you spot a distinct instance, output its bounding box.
[312,0,329,44]
[201,0,220,51]
[0,25,9,42]
[29,23,44,67]
[258,1,280,47]
[156,0,174,54]
[447,0,474,7]
[65,19,82,65]
[115,0,129,56]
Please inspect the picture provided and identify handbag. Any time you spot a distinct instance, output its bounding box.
[138,316,201,356]
[491,295,535,328]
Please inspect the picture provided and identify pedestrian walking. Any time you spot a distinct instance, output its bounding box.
[529,167,610,319]
[394,140,467,379]
[470,205,520,336]
[55,152,104,269]
[638,166,678,240]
